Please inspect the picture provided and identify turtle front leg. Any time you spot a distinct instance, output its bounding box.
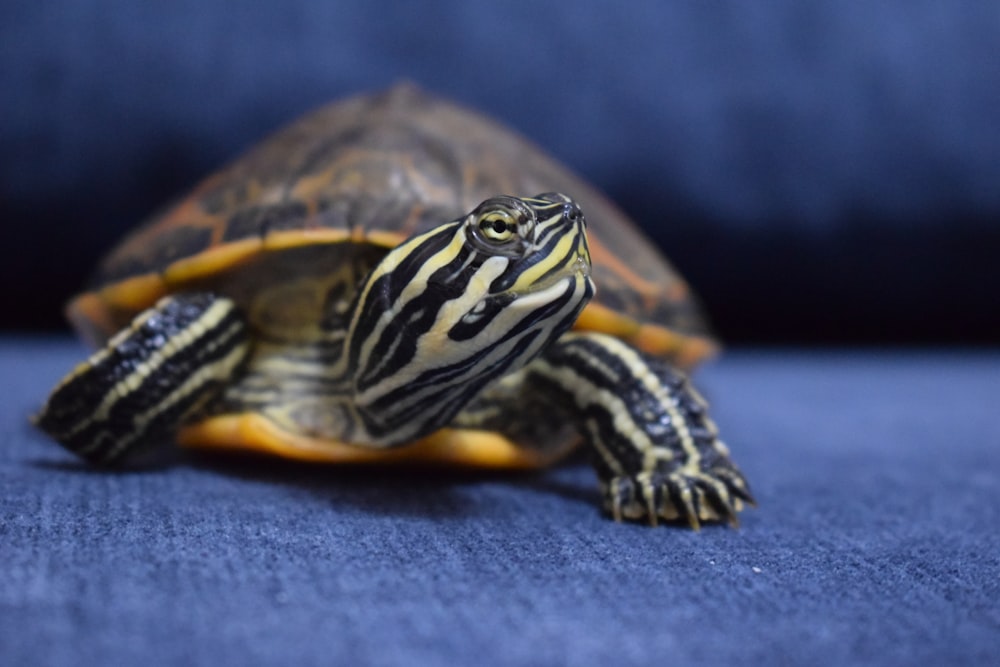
[535,332,754,527]
[34,293,250,465]
[467,331,754,527]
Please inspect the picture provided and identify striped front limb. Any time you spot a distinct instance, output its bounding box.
[469,332,755,527]
[34,293,250,465]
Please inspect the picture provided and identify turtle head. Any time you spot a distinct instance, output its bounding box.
[347,193,593,445]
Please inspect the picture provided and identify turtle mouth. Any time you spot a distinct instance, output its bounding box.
[516,242,592,296]
[518,247,595,308]
[566,229,593,287]
[517,225,593,305]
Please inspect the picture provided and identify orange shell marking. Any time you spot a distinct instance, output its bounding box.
[573,302,717,370]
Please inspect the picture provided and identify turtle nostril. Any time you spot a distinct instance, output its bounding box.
[564,202,585,225]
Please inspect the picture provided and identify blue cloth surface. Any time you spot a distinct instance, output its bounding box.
[2,338,998,666]
[3,1,999,342]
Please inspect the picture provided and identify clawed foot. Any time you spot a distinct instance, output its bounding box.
[601,464,755,529]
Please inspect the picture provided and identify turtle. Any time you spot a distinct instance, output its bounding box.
[34,83,754,528]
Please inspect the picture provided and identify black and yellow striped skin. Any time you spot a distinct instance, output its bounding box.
[525,333,753,527]
[455,333,754,528]
[34,294,250,465]
[344,194,592,446]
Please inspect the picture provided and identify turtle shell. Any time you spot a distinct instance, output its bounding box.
[69,83,716,368]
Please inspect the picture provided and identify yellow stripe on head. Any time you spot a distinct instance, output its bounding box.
[344,193,594,447]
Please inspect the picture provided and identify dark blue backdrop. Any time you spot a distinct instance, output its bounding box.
[3,0,999,342]
[4,5,1000,665]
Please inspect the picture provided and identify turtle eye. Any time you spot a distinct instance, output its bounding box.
[467,197,537,256]
[477,210,518,243]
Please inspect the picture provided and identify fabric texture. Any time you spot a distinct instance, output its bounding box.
[3,339,998,666]
[2,1,999,342]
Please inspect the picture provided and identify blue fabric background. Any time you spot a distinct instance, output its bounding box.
[3,0,999,342]
[3,4,999,665]
[3,340,999,665]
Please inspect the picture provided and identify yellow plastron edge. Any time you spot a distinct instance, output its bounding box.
[178,414,578,470]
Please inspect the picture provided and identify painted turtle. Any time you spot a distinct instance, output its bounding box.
[35,84,753,527]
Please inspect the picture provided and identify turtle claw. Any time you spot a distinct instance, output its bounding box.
[601,465,753,529]
[711,465,758,508]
